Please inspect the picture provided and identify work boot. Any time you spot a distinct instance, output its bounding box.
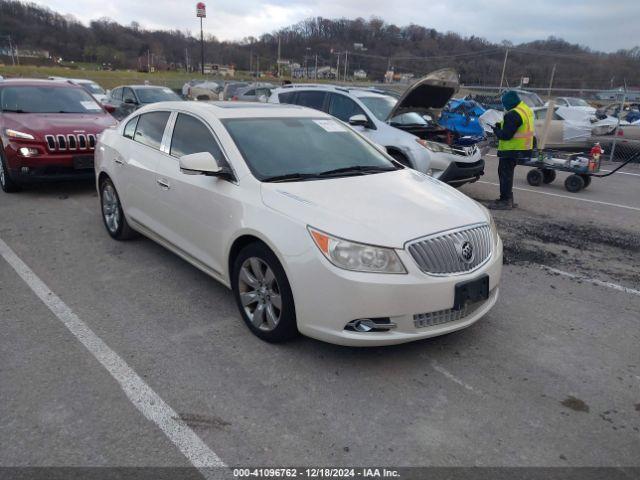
[488,198,516,210]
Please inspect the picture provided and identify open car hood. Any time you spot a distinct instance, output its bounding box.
[387,68,459,120]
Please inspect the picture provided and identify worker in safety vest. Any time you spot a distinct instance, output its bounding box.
[488,90,535,210]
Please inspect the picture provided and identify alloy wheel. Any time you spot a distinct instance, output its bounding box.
[101,183,121,233]
[238,257,282,331]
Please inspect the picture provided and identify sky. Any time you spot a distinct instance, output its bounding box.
[33,0,639,52]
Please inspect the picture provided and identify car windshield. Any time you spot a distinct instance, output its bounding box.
[359,95,397,121]
[0,85,103,113]
[567,98,589,107]
[81,82,105,95]
[135,87,182,104]
[222,117,398,181]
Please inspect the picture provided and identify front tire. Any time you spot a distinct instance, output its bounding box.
[526,169,543,186]
[0,149,21,193]
[99,177,137,240]
[231,242,299,343]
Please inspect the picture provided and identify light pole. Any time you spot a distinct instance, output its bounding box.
[196,2,206,75]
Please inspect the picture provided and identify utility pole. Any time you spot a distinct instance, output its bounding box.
[499,48,509,91]
[196,3,207,75]
[344,51,348,82]
[336,53,340,81]
[277,36,281,77]
[547,63,557,97]
[314,54,318,80]
[147,49,150,72]
[185,47,189,72]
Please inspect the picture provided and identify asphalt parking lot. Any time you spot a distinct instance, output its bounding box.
[1,157,639,474]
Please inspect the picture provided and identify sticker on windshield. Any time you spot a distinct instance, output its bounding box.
[313,119,347,132]
[80,101,101,110]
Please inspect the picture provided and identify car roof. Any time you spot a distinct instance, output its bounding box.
[273,83,392,99]
[0,78,84,89]
[116,84,171,89]
[134,101,331,119]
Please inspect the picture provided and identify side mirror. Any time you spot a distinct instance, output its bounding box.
[179,152,226,177]
[103,104,116,113]
[348,114,369,127]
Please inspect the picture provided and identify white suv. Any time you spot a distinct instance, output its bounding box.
[269,69,485,186]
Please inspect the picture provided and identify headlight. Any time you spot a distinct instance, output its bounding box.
[5,129,35,140]
[308,227,406,274]
[19,147,39,156]
[416,138,453,154]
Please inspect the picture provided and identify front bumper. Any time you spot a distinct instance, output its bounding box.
[5,149,95,183]
[438,158,485,187]
[285,236,503,346]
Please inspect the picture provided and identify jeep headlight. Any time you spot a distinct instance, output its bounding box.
[416,138,453,154]
[5,128,35,140]
[308,227,406,274]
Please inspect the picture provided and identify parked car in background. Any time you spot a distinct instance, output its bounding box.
[48,76,108,103]
[0,79,117,192]
[550,97,596,114]
[186,81,223,101]
[103,85,182,120]
[95,101,502,346]
[222,81,249,101]
[473,88,544,111]
[182,80,200,98]
[233,83,274,102]
[270,69,485,186]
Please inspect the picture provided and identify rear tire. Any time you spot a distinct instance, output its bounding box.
[564,174,585,193]
[231,242,299,343]
[0,149,21,193]
[579,174,591,188]
[99,177,137,240]
[526,169,543,186]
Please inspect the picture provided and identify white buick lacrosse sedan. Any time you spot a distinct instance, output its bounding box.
[95,101,502,346]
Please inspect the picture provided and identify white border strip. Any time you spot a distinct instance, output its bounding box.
[477,180,640,212]
[0,238,226,475]
[540,264,640,297]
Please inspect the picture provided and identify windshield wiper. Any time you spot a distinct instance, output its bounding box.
[2,109,28,113]
[262,172,323,183]
[317,165,397,177]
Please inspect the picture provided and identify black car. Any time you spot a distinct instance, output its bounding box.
[103,85,182,120]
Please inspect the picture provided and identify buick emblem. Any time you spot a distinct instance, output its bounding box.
[459,241,474,263]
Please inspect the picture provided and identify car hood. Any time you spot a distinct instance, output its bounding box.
[2,113,116,137]
[387,68,459,120]
[261,169,488,248]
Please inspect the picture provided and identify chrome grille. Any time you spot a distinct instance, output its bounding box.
[407,223,492,275]
[414,289,496,328]
[45,133,96,151]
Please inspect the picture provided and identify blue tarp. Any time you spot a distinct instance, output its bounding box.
[439,98,487,137]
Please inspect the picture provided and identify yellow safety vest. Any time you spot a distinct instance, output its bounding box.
[498,101,535,151]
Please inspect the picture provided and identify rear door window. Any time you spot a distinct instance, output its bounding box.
[133,111,170,150]
[278,91,296,104]
[295,91,327,111]
[123,116,139,139]
[123,88,136,103]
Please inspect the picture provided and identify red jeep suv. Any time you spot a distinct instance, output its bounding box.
[0,79,117,192]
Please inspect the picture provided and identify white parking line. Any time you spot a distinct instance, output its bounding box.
[477,180,640,212]
[540,265,640,297]
[0,238,226,477]
[431,361,482,395]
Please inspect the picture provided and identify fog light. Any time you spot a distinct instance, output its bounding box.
[345,318,397,332]
[19,147,39,157]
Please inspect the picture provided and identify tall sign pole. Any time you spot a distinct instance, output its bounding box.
[196,2,206,75]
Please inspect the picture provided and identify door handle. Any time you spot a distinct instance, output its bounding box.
[114,156,124,165]
[156,178,171,190]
